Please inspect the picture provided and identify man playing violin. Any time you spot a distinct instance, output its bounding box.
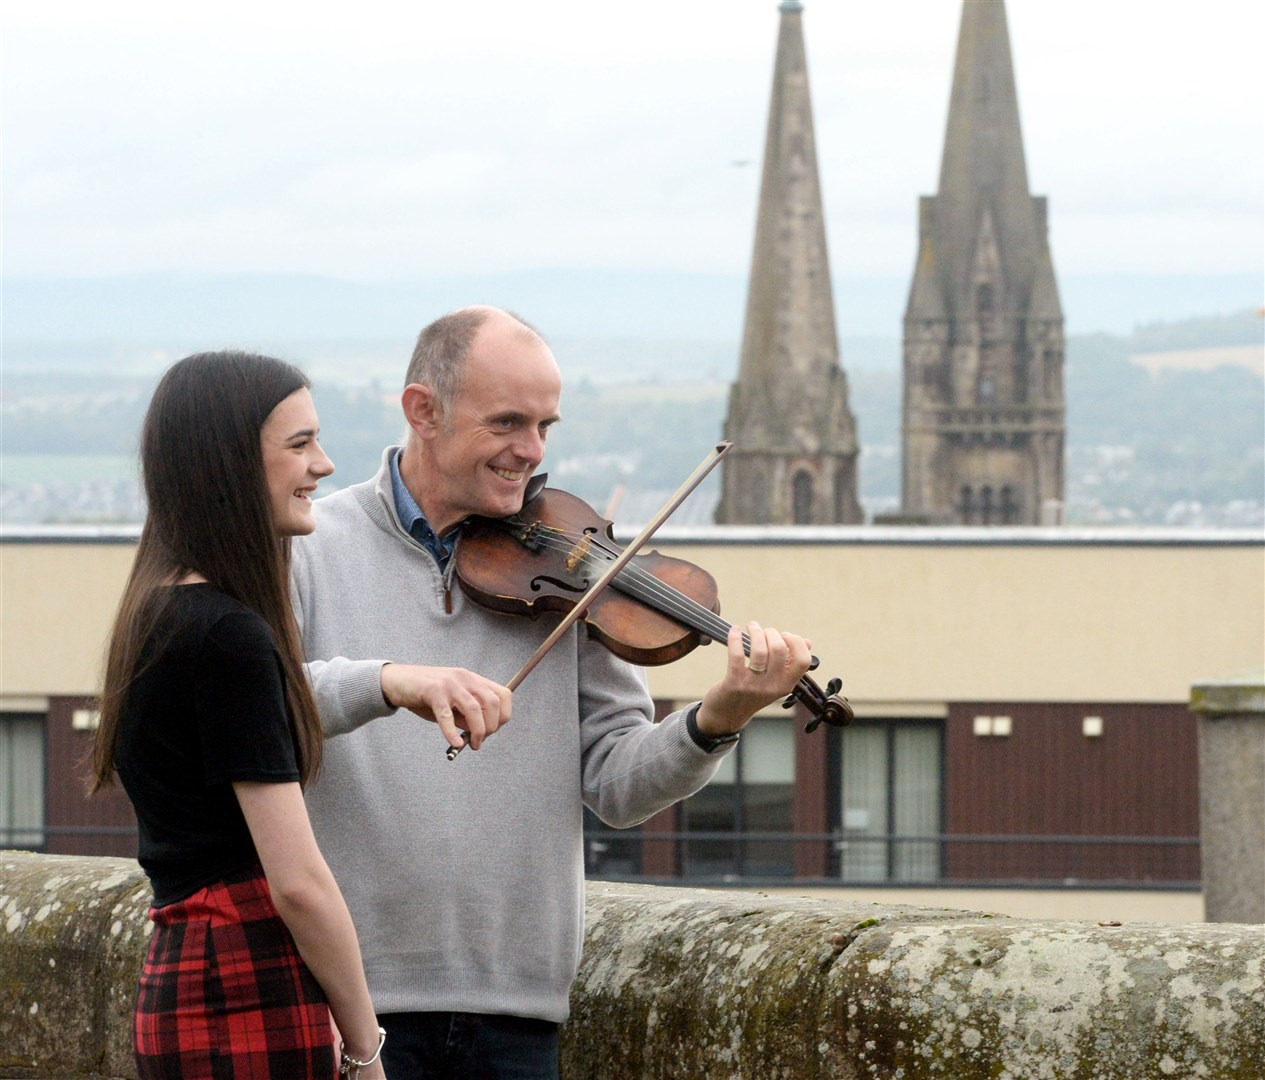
[290,305,812,1079]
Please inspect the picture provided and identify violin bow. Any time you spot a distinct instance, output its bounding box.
[447,442,732,760]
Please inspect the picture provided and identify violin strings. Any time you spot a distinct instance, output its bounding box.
[584,536,818,701]
[513,525,817,700]
[524,526,736,642]
[530,527,749,644]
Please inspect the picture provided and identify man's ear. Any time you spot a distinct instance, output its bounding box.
[402,383,442,439]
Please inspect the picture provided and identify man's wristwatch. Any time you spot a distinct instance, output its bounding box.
[684,702,740,753]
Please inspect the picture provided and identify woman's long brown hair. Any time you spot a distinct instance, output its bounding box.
[90,351,324,792]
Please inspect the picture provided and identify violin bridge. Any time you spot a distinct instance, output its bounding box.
[566,534,592,574]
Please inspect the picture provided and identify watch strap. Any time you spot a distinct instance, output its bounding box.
[684,702,740,753]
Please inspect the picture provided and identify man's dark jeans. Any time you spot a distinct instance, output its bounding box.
[378,1011,560,1080]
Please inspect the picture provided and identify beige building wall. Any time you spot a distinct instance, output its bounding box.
[639,529,1263,707]
[2,528,1262,706]
[1,539,138,700]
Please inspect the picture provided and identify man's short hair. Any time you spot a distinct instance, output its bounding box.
[405,307,545,418]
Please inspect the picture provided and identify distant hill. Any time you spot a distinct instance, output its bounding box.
[3,270,1260,352]
[1131,309,1265,352]
[1130,345,1263,378]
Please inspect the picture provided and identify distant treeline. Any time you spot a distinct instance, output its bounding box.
[1130,307,1263,353]
[3,310,1261,524]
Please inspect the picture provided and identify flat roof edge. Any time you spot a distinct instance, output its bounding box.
[611,525,1265,547]
[2,524,1262,548]
[0,525,144,543]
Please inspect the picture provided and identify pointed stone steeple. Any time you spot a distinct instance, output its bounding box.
[715,0,862,525]
[901,0,1065,525]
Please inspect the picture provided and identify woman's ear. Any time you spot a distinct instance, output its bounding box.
[401,383,442,440]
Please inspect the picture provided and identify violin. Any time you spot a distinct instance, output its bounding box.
[454,484,853,734]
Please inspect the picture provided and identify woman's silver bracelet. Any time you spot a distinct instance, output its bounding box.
[339,1026,386,1078]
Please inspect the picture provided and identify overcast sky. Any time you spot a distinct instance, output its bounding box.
[3,0,1262,286]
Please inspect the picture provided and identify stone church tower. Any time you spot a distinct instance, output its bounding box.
[901,0,1065,525]
[716,0,862,525]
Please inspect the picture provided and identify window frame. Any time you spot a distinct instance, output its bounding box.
[828,717,946,883]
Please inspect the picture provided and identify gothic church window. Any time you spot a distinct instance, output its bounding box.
[834,469,850,523]
[976,283,996,337]
[1000,486,1020,524]
[960,485,976,524]
[792,470,814,524]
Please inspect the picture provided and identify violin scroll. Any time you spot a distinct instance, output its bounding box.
[785,675,854,734]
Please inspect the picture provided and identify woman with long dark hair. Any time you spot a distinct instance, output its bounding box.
[92,351,386,1079]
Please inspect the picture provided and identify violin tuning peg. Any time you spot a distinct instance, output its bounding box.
[826,677,842,695]
[781,694,797,710]
[804,716,822,734]
[808,654,820,672]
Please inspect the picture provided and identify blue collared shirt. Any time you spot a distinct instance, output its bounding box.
[389,449,461,571]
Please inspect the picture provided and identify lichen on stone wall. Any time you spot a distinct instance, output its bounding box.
[571,882,1265,1080]
[830,916,1264,1079]
[1,852,149,1079]
[570,883,977,1079]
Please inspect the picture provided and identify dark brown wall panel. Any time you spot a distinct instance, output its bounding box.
[45,696,137,857]
[944,703,1198,882]
[793,703,829,878]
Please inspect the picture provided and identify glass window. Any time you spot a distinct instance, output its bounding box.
[892,725,941,879]
[1,713,45,850]
[838,726,890,880]
[680,716,795,880]
[838,720,942,882]
[583,807,641,877]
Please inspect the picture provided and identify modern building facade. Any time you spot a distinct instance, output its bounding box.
[5,526,1261,891]
[716,0,863,527]
[901,0,1065,525]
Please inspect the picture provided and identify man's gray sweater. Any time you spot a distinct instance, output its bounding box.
[291,449,726,1022]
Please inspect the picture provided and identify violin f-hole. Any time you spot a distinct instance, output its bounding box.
[530,574,590,596]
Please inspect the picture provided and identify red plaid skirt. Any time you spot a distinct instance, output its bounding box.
[134,864,337,1079]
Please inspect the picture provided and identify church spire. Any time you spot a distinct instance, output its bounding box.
[922,0,1041,321]
[900,0,1065,526]
[716,0,862,525]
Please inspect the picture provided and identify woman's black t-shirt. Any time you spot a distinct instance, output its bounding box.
[115,584,301,906]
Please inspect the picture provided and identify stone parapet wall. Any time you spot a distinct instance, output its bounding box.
[1193,667,1265,923]
[572,882,1264,1078]
[3,853,1263,1078]
[1,852,149,1079]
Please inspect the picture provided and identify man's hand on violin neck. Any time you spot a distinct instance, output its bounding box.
[696,623,813,736]
[379,662,512,750]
